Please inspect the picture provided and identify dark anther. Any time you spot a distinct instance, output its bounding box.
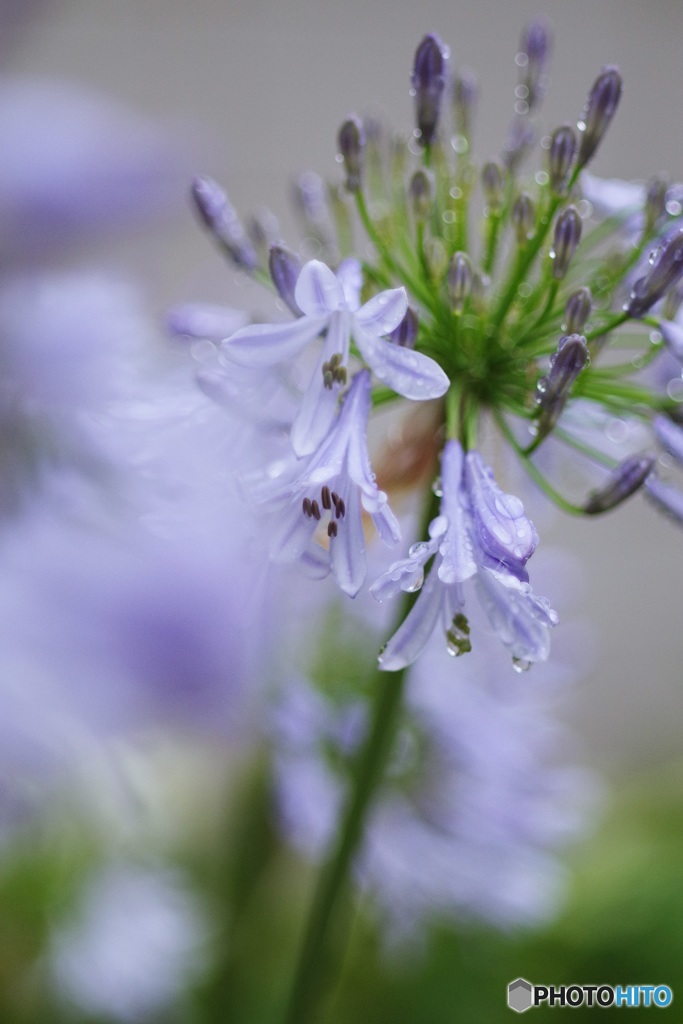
[321,486,332,509]
[311,500,321,520]
[327,521,338,538]
[302,497,312,517]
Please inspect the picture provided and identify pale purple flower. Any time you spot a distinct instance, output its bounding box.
[0,78,184,259]
[272,602,594,936]
[253,370,399,597]
[372,439,556,669]
[49,865,208,1023]
[222,258,449,456]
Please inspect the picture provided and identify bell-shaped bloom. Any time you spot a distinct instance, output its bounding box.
[254,370,400,597]
[372,440,556,669]
[221,258,449,456]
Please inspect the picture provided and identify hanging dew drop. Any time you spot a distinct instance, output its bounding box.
[512,657,531,673]
[405,571,424,592]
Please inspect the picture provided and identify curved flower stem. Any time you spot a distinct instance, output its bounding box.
[282,493,438,1024]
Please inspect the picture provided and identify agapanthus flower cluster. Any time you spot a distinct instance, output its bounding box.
[176,21,683,672]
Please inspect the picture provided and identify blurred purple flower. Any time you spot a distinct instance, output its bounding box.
[49,864,208,1023]
[0,77,185,260]
[272,569,594,935]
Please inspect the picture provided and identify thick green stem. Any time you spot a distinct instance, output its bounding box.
[282,491,438,1024]
[281,659,408,1024]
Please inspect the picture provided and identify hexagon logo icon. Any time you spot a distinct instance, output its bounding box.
[508,978,533,1013]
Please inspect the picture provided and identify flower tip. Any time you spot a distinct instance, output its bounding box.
[411,34,449,146]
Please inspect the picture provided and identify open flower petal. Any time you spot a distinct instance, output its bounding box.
[354,326,450,400]
[354,288,408,337]
[378,568,443,671]
[222,314,327,367]
[294,259,346,317]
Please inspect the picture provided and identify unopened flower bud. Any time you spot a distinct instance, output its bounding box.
[388,306,419,348]
[338,115,365,193]
[645,177,668,235]
[269,244,302,316]
[409,168,435,221]
[511,192,535,244]
[447,252,473,313]
[627,227,683,317]
[576,66,622,170]
[536,334,588,440]
[411,34,448,146]
[452,71,477,142]
[481,161,505,211]
[550,205,582,279]
[547,125,576,193]
[191,176,259,272]
[584,455,654,514]
[518,18,551,108]
[564,287,592,334]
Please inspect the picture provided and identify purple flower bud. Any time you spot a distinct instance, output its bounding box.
[191,176,259,272]
[409,168,435,221]
[511,192,535,244]
[447,252,473,313]
[269,244,302,316]
[452,71,477,141]
[481,161,505,211]
[411,34,448,146]
[584,455,654,514]
[388,306,419,348]
[536,334,589,440]
[576,66,622,170]
[547,125,576,193]
[550,205,582,280]
[518,19,552,108]
[564,287,592,334]
[626,227,683,317]
[338,115,365,193]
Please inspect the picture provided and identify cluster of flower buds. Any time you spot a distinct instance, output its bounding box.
[177,21,683,670]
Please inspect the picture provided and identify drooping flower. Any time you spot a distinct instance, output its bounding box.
[252,370,400,597]
[222,258,449,456]
[372,440,557,670]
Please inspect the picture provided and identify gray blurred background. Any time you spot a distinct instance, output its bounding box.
[5,0,683,776]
